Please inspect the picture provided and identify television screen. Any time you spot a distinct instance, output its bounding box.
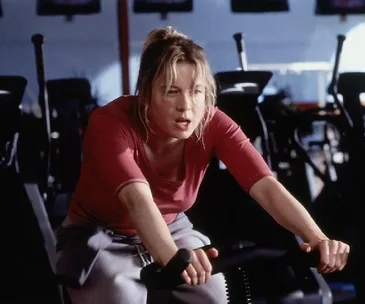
[316,0,365,15]
[37,0,101,16]
[231,0,289,13]
[134,0,193,13]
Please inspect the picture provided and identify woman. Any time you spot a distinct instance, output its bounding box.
[57,26,350,304]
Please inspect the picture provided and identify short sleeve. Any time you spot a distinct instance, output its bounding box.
[209,109,274,192]
[83,110,148,196]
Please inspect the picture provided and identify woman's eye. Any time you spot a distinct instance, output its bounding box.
[167,90,178,95]
[194,89,203,94]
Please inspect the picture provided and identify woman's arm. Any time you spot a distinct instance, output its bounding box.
[118,182,179,265]
[249,176,350,273]
[118,182,219,285]
[209,109,349,272]
[249,176,327,243]
[209,109,325,242]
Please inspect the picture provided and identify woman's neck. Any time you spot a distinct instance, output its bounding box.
[144,117,184,154]
[146,132,183,155]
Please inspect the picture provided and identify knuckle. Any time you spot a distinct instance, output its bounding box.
[206,265,212,273]
[320,258,328,264]
[194,249,203,257]
[198,266,205,274]
[190,271,198,279]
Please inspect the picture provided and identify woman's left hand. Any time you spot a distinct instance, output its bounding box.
[300,239,350,273]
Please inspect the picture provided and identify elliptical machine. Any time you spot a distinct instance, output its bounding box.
[283,35,361,302]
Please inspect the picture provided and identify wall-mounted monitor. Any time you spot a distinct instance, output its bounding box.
[134,0,193,13]
[231,0,289,13]
[37,0,101,16]
[316,0,365,15]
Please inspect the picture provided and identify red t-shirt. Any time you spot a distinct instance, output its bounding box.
[68,95,273,235]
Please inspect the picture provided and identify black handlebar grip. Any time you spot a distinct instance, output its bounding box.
[337,34,346,44]
[31,33,45,46]
[140,248,192,290]
[335,35,346,61]
[162,248,192,276]
[328,34,346,94]
[336,35,353,129]
[327,33,353,128]
[233,32,243,54]
[31,34,46,88]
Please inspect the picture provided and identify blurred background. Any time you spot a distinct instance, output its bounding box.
[1,0,365,303]
[1,0,364,106]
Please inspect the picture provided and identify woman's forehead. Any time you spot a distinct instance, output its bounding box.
[160,70,205,88]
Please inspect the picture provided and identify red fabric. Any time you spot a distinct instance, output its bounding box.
[68,95,273,235]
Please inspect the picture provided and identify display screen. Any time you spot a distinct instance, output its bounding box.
[316,0,365,15]
[231,0,289,13]
[37,0,101,16]
[134,0,193,13]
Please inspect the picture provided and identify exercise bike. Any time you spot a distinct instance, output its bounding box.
[140,243,331,303]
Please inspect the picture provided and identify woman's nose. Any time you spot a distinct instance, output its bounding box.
[176,94,192,112]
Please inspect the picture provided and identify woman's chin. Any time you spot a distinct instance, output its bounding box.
[170,129,194,140]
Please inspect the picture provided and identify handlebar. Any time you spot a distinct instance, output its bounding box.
[233,32,248,71]
[328,35,346,96]
[140,245,319,290]
[327,34,353,130]
[140,248,192,290]
[31,33,52,189]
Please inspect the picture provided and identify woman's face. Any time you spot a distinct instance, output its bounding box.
[149,61,206,141]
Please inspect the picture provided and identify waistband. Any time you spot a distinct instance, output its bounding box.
[60,212,189,245]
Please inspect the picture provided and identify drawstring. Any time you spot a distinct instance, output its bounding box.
[104,229,153,267]
[135,244,153,267]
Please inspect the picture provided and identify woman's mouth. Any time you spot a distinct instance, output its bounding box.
[174,118,191,131]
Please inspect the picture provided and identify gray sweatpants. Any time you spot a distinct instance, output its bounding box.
[58,213,228,304]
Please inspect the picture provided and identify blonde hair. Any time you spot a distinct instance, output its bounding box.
[134,26,216,142]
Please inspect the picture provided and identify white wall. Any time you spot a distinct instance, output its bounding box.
[0,0,364,106]
[0,0,120,106]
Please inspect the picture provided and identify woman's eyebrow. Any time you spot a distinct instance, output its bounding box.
[194,83,205,89]
[160,84,180,89]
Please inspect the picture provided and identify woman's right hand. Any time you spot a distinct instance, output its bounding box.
[181,247,219,285]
